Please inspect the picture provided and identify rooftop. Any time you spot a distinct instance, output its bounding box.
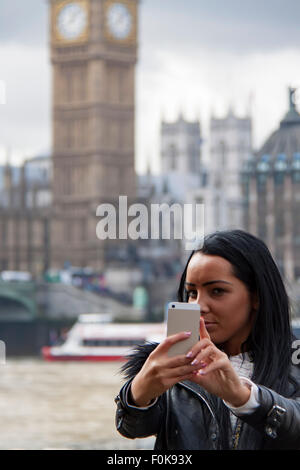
[257,87,300,161]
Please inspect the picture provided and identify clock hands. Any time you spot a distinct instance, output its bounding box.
[107,3,132,39]
[63,9,83,28]
[57,3,87,40]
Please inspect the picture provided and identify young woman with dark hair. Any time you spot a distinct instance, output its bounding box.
[114,230,300,449]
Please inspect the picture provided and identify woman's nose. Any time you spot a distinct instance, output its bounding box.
[195,293,209,312]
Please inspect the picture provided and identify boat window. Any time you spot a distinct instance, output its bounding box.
[81,338,145,347]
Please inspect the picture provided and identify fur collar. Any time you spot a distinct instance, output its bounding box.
[119,342,158,380]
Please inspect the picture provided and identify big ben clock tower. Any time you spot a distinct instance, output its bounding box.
[49,0,138,269]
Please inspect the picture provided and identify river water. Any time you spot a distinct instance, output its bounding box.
[0,359,155,450]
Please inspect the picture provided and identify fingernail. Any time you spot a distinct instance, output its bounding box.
[184,331,192,336]
[186,351,193,358]
[191,359,198,365]
[199,370,206,375]
[199,362,207,369]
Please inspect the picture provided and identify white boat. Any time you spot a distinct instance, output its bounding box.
[41,314,166,362]
[43,313,300,362]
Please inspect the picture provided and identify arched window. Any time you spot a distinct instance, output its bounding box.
[292,153,300,183]
[274,153,287,185]
[256,154,270,188]
[169,144,178,170]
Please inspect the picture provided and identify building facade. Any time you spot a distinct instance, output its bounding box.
[242,88,300,282]
[160,113,202,201]
[50,0,138,269]
[208,108,252,232]
[0,0,140,276]
[0,154,52,275]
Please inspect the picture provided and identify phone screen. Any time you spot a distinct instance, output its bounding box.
[166,302,201,357]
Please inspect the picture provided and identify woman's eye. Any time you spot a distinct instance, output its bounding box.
[211,288,224,296]
[185,290,197,299]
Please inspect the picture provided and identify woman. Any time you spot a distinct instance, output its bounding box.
[114,230,300,449]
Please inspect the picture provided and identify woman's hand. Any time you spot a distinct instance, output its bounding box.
[130,331,199,407]
[187,317,251,407]
[130,318,251,408]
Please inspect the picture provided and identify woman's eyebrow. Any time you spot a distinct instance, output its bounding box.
[184,280,233,287]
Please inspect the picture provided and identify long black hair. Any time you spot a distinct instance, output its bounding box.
[177,229,292,395]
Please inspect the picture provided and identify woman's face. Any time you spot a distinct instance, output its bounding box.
[185,252,257,356]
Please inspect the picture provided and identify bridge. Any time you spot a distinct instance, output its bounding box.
[0,281,137,356]
[0,280,37,321]
[0,280,137,321]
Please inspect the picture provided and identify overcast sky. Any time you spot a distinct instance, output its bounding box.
[0,0,300,172]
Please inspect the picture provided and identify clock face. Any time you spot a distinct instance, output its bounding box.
[106,3,133,40]
[57,2,88,40]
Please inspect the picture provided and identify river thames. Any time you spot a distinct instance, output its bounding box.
[0,358,155,450]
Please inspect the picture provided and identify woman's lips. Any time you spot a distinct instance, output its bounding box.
[204,321,218,329]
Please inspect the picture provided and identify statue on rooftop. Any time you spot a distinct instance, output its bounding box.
[289,87,297,110]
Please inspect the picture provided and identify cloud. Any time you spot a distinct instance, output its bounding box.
[136,46,300,173]
[134,0,300,172]
[141,0,300,55]
[0,43,51,164]
[0,0,48,46]
[1,0,300,171]
[1,0,300,54]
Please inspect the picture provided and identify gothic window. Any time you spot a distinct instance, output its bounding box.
[64,121,72,148]
[275,216,284,237]
[33,221,43,247]
[274,154,287,185]
[64,167,71,195]
[219,141,226,168]
[188,143,199,172]
[293,196,300,239]
[0,221,7,246]
[293,172,300,183]
[169,144,178,170]
[274,172,285,185]
[120,119,133,149]
[258,225,266,240]
[257,154,270,189]
[107,64,127,104]
[257,174,267,189]
[292,153,300,183]
[61,64,87,103]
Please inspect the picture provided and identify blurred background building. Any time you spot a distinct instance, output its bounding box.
[0,1,299,357]
[208,108,252,232]
[160,113,202,201]
[242,87,300,285]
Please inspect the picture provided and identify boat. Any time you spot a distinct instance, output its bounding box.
[41,313,166,362]
[42,313,300,362]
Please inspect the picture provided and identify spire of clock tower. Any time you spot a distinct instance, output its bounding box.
[49,0,138,269]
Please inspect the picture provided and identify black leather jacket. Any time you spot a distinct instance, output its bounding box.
[115,343,300,450]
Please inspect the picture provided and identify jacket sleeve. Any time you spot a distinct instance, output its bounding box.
[238,384,300,448]
[115,378,165,439]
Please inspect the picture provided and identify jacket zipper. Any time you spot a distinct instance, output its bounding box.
[179,382,218,425]
[180,382,244,450]
[179,382,221,449]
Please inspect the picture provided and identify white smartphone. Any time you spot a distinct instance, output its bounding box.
[166,302,201,357]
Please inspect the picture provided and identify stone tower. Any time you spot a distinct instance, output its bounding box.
[49,0,138,269]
